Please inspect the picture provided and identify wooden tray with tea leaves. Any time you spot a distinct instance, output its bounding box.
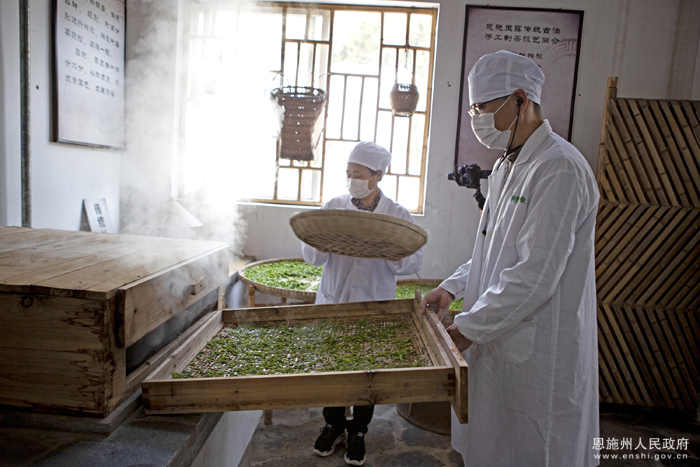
[141,294,468,422]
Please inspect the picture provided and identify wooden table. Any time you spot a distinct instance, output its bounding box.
[0,227,229,417]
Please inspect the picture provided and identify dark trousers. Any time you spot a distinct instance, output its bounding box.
[323,405,374,434]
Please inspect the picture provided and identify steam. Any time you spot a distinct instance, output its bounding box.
[120,0,282,249]
[121,0,283,370]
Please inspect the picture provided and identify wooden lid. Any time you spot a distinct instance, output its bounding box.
[0,227,228,299]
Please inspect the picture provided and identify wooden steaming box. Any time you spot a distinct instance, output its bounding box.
[0,227,229,417]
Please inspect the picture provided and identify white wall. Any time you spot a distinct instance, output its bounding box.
[242,0,700,280]
[0,0,122,230]
[190,411,262,467]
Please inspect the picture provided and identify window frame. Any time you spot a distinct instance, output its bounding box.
[178,2,438,214]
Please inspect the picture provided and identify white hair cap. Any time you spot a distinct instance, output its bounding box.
[468,50,545,106]
[347,141,392,174]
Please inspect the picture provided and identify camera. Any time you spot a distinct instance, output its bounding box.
[447,164,486,210]
[447,164,482,188]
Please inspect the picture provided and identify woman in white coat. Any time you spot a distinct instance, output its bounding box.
[421,51,600,467]
[303,141,423,466]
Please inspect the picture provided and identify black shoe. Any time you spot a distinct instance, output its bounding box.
[313,424,347,457]
[344,431,366,466]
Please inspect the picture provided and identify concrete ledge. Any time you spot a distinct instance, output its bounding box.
[0,389,142,436]
[0,407,260,466]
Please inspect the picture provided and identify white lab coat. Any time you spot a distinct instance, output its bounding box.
[302,193,423,304]
[441,121,600,466]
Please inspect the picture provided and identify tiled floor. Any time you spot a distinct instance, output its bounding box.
[249,404,700,467]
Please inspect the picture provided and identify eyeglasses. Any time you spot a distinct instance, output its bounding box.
[468,96,506,117]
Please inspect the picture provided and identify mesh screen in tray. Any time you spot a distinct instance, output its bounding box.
[173,315,431,379]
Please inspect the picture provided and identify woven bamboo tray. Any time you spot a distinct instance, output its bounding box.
[238,258,318,302]
[290,210,427,259]
[239,257,441,304]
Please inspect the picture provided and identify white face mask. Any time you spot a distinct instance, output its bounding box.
[471,94,518,150]
[347,178,375,199]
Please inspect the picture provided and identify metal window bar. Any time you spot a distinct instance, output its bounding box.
[317,8,335,206]
[304,9,311,44]
[271,7,290,201]
[404,13,412,177]
[417,11,438,213]
[340,75,348,140]
[373,12,385,146]
[294,42,301,85]
[376,13,436,212]
[357,76,366,141]
[275,7,333,203]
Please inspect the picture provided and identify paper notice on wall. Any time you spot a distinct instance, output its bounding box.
[83,198,115,234]
[55,0,125,148]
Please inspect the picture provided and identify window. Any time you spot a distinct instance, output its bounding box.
[178,2,437,213]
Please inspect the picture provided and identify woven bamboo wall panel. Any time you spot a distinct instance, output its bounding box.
[598,306,700,410]
[595,78,700,411]
[598,99,700,207]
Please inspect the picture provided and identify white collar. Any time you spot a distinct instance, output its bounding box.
[512,119,552,167]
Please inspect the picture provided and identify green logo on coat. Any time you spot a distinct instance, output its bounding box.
[510,195,526,204]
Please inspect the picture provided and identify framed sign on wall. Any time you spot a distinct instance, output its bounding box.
[455,5,583,175]
[53,0,125,148]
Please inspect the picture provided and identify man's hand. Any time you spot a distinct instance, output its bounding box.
[420,287,454,320]
[446,323,473,352]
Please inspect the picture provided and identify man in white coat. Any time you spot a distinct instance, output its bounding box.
[302,141,423,466]
[421,50,600,466]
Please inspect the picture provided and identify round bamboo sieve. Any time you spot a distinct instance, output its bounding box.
[239,255,443,305]
[289,209,428,259]
[238,257,318,302]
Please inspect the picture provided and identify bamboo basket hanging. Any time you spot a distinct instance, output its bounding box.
[390,62,419,117]
[390,81,420,117]
[271,86,327,161]
[289,209,427,259]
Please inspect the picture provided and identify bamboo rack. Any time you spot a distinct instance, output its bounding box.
[595,77,700,411]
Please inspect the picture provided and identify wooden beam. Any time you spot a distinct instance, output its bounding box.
[415,297,469,423]
[596,77,618,189]
[222,298,413,324]
[143,366,454,415]
[145,311,224,381]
